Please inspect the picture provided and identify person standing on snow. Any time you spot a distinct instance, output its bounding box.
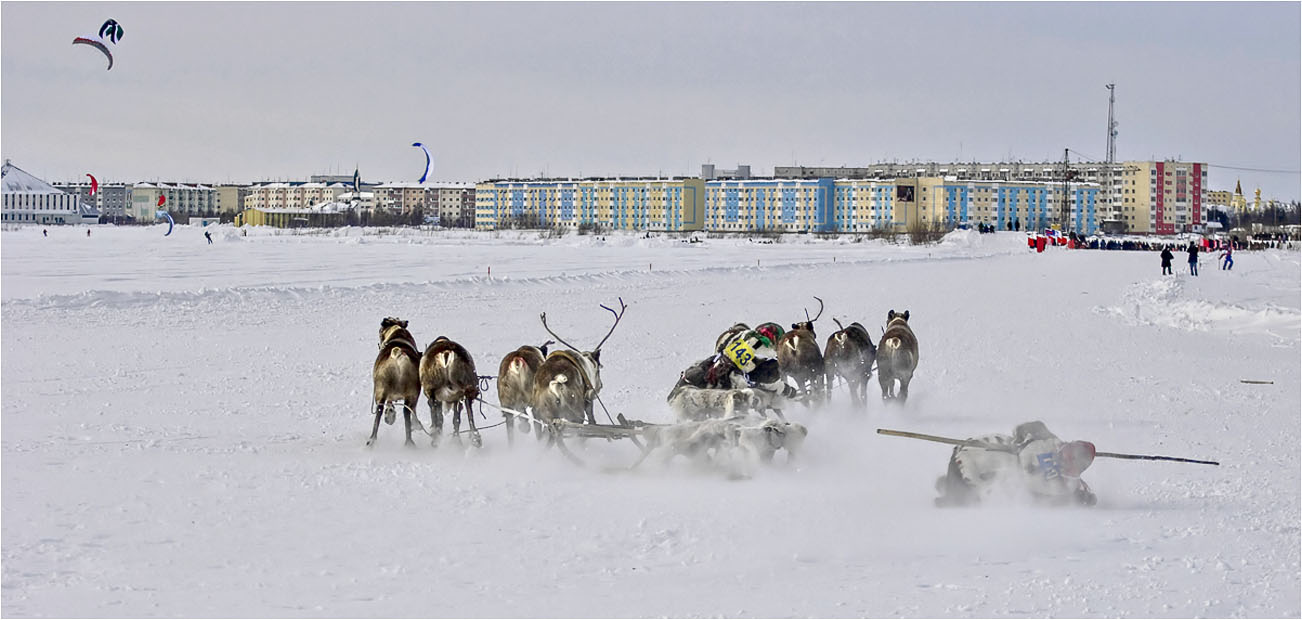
[1160,246,1174,275]
[935,421,1097,507]
[1219,242,1233,270]
[205,230,213,244]
[1187,243,1199,276]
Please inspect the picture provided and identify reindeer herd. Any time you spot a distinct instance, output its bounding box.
[367,296,919,454]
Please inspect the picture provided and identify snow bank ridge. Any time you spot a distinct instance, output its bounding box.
[1094,277,1301,345]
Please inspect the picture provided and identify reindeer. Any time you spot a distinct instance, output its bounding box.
[824,318,877,407]
[877,310,919,403]
[531,298,627,438]
[369,317,422,447]
[777,297,826,405]
[419,336,482,448]
[496,340,552,446]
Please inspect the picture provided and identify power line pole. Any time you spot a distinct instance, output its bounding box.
[1105,83,1119,228]
[1061,147,1070,231]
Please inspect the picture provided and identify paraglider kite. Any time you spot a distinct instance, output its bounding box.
[411,142,431,184]
[156,208,174,237]
[72,37,114,70]
[73,18,123,70]
[99,19,124,44]
[86,173,98,196]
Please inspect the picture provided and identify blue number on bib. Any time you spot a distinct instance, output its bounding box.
[724,339,756,370]
[1035,452,1061,479]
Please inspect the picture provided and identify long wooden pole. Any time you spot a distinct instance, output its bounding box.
[874,428,1004,450]
[1093,451,1219,466]
[875,428,1219,466]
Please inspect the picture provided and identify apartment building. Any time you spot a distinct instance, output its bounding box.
[475,178,706,231]
[243,182,352,212]
[1117,160,1206,234]
[703,178,835,232]
[54,180,132,220]
[129,183,219,220]
[372,182,475,226]
[778,160,1196,233]
[215,184,247,215]
[928,179,1102,233]
[472,175,1104,235]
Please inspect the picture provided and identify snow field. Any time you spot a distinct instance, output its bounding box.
[2,225,1298,617]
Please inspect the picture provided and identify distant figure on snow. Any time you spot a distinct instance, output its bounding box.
[205,230,213,244]
[1219,243,1233,270]
[42,229,48,237]
[935,421,1097,507]
[1187,243,1199,276]
[86,228,91,237]
[1160,246,1174,275]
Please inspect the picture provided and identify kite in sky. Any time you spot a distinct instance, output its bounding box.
[86,173,98,196]
[73,18,123,70]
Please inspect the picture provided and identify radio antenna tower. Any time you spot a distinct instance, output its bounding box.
[1105,83,1119,222]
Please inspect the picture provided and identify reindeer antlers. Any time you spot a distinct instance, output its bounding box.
[832,317,846,333]
[595,297,627,351]
[804,296,825,323]
[539,298,627,353]
[540,313,583,352]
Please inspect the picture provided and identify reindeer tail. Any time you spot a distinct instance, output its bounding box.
[547,374,569,404]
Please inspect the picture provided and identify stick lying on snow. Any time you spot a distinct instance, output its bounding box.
[1240,379,1274,385]
[875,428,1220,466]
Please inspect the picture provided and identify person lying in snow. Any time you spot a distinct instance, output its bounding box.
[935,421,1097,507]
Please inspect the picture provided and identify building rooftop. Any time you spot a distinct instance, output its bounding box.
[1,161,62,194]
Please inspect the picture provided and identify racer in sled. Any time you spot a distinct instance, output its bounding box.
[935,421,1097,508]
[672,328,796,410]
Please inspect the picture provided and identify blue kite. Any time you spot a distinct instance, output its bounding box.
[411,142,431,184]
[156,210,174,236]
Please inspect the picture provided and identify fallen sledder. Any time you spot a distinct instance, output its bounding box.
[486,399,806,477]
[877,421,1219,508]
[628,414,807,478]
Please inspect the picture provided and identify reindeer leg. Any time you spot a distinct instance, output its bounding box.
[367,401,384,447]
[505,406,516,448]
[429,399,443,448]
[402,405,416,447]
[533,410,546,441]
[451,401,463,444]
[466,396,482,448]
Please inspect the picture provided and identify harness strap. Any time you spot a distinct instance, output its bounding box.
[380,325,419,354]
[551,350,597,394]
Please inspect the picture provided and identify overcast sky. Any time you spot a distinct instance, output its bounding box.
[3,2,1299,199]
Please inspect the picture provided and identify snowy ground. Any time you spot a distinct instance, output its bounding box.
[3,224,1299,618]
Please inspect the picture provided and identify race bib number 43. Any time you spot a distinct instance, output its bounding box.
[724,339,757,372]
